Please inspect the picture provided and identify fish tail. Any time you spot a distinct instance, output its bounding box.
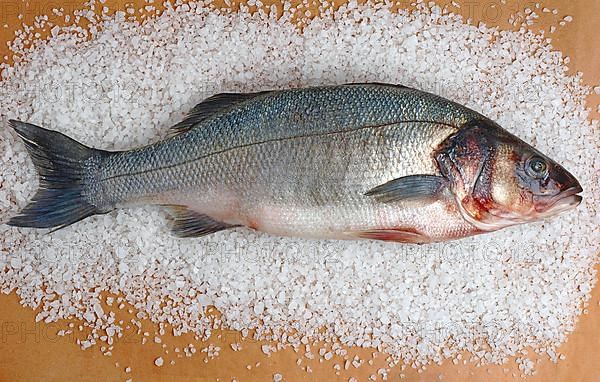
[7,120,108,230]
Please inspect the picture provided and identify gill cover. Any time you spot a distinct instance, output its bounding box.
[435,119,583,232]
[435,121,505,231]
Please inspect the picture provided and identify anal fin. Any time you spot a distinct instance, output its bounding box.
[165,206,239,238]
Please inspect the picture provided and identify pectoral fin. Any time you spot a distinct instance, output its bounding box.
[165,206,239,238]
[365,175,448,203]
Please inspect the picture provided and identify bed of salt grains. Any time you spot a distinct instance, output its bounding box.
[0,0,598,377]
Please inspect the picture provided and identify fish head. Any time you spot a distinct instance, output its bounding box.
[436,120,582,231]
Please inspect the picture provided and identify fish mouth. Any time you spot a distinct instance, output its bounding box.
[534,185,583,215]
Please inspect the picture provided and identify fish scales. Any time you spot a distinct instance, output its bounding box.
[95,85,480,206]
[8,83,582,243]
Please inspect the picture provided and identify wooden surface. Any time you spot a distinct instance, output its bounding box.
[0,1,599,381]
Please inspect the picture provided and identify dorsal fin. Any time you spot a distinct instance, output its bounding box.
[343,82,410,90]
[168,90,271,137]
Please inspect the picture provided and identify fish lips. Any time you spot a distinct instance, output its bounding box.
[533,184,583,215]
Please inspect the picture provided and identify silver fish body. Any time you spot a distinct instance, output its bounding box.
[7,83,582,243]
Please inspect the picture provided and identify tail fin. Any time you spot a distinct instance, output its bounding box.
[7,120,106,230]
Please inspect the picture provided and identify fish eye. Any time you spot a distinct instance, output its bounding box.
[526,156,548,178]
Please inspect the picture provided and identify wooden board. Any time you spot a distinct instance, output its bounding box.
[0,1,598,381]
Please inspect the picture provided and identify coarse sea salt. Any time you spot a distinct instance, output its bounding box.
[0,0,598,376]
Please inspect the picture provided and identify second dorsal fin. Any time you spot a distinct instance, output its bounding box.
[168,90,271,137]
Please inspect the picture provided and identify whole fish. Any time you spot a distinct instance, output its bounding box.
[7,83,582,243]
